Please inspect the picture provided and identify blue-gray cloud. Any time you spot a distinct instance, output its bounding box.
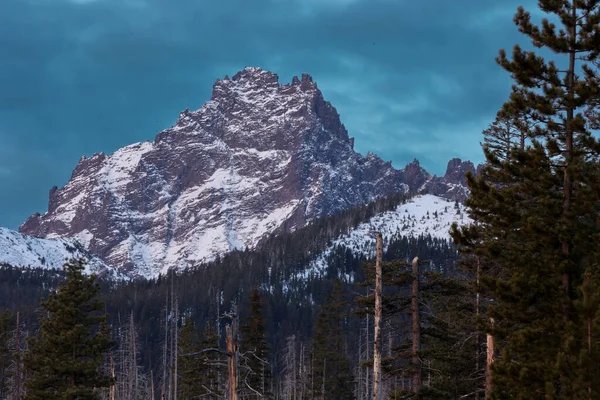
[0,0,538,229]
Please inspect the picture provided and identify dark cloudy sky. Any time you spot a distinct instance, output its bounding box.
[0,0,538,229]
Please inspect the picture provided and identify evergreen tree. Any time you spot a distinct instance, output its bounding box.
[481,108,525,161]
[23,259,114,400]
[311,279,355,400]
[178,316,203,399]
[0,310,12,399]
[573,269,600,396]
[358,258,480,399]
[418,273,481,400]
[199,321,223,398]
[452,1,600,397]
[240,286,272,399]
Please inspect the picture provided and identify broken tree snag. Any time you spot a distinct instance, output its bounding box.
[14,311,21,400]
[226,307,239,400]
[109,352,116,400]
[486,318,495,400]
[411,256,421,394]
[373,232,383,400]
[475,258,481,400]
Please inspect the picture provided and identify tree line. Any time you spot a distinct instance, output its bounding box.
[0,227,462,399]
[3,0,600,398]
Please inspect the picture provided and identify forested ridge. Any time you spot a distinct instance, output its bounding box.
[3,0,600,398]
[0,189,464,399]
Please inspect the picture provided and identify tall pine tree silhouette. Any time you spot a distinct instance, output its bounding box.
[0,310,12,399]
[23,259,114,400]
[178,316,203,399]
[453,1,600,397]
[240,286,272,399]
[311,279,355,400]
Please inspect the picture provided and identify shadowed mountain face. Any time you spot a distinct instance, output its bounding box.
[20,67,474,278]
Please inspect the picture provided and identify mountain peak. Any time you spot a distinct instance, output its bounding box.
[231,66,279,83]
[21,68,418,277]
[444,158,475,185]
[399,158,431,191]
[19,68,474,278]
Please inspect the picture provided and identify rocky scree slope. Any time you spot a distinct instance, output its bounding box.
[20,67,474,278]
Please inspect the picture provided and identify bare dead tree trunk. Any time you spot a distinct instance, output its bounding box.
[485,319,494,400]
[173,297,178,400]
[168,277,175,400]
[475,259,481,400]
[14,312,20,400]
[298,343,305,400]
[216,291,223,393]
[282,335,297,400]
[150,369,155,400]
[411,256,421,395]
[364,314,370,400]
[226,307,239,400]
[162,290,169,400]
[129,312,138,400]
[293,337,297,400]
[373,232,383,400]
[311,350,315,400]
[110,352,116,400]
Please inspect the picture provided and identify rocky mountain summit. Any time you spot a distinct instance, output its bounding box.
[20,67,475,278]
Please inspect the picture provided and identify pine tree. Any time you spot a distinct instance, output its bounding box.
[23,258,114,400]
[573,269,600,397]
[452,1,600,397]
[178,316,203,399]
[198,321,223,398]
[310,279,355,400]
[281,335,298,400]
[418,273,482,400]
[239,286,272,399]
[0,310,12,399]
[358,256,480,399]
[481,108,525,161]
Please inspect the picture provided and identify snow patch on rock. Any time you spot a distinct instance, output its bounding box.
[0,227,125,280]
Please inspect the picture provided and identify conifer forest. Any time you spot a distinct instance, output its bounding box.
[2,1,600,399]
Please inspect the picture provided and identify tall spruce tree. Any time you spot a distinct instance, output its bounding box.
[240,286,272,399]
[0,310,12,399]
[198,321,223,398]
[418,273,482,400]
[23,259,114,400]
[311,279,355,400]
[481,108,526,161]
[358,258,481,399]
[452,1,600,398]
[178,316,203,399]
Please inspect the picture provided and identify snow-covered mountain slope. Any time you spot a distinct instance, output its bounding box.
[19,67,476,278]
[0,227,123,279]
[293,194,470,282]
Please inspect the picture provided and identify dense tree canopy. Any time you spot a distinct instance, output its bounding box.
[453,0,600,398]
[23,259,114,400]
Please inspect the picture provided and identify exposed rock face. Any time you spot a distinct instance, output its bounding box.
[425,158,476,203]
[20,67,475,277]
[18,69,402,276]
[399,159,432,192]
